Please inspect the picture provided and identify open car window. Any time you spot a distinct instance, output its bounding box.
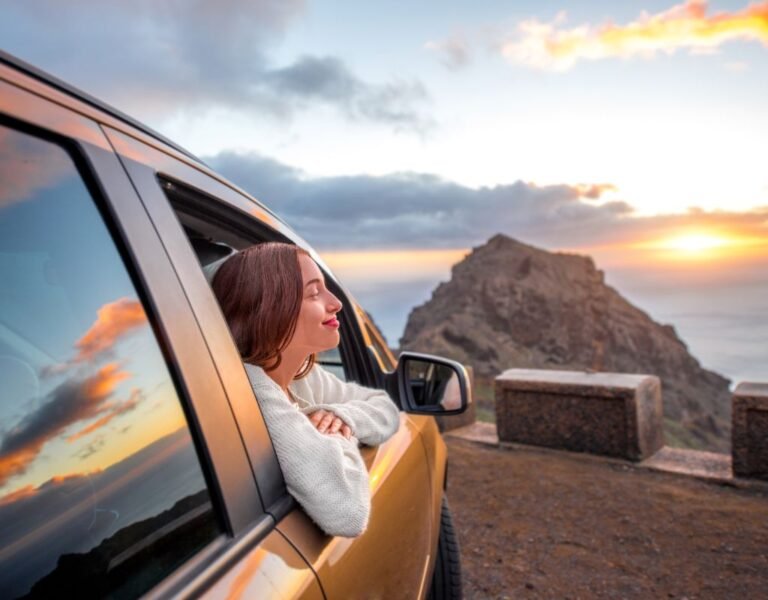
[160,179,351,384]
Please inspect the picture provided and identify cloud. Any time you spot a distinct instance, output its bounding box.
[208,150,635,250]
[573,183,618,200]
[74,298,148,363]
[0,484,37,507]
[1,0,432,132]
[500,0,768,71]
[208,150,768,254]
[41,298,149,378]
[66,389,143,443]
[74,436,106,460]
[0,364,129,486]
[425,35,471,69]
[263,56,433,132]
[0,127,74,210]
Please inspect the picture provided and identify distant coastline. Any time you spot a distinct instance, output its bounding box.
[335,260,767,388]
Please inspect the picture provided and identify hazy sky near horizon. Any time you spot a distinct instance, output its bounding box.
[2,0,766,379]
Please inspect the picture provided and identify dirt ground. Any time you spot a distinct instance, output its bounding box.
[445,437,768,599]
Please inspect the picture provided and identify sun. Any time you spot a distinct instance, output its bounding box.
[660,233,730,254]
[628,229,768,263]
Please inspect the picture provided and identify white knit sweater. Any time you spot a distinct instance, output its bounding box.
[244,362,400,537]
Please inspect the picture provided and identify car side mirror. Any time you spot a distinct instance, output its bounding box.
[390,351,472,415]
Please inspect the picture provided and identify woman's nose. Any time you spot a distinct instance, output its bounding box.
[328,293,342,313]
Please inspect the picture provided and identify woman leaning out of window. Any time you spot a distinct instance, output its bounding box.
[210,242,400,537]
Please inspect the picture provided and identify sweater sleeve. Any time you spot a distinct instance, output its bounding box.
[301,365,401,447]
[247,368,370,537]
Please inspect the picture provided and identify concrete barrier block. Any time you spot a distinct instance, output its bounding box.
[495,369,664,461]
[732,382,768,480]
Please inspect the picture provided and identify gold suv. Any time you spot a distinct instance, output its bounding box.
[0,51,470,599]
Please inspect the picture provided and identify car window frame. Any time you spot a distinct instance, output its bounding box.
[359,310,397,374]
[0,85,277,597]
[160,177,359,380]
[102,127,387,513]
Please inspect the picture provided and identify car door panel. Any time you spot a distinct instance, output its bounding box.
[277,413,433,600]
[200,530,324,600]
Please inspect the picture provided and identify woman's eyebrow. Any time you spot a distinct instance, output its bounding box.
[304,278,322,288]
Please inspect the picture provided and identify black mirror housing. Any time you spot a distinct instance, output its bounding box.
[388,351,472,416]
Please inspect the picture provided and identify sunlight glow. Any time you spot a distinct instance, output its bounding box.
[615,229,768,264]
[661,233,732,253]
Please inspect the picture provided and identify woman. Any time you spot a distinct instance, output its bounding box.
[211,242,400,537]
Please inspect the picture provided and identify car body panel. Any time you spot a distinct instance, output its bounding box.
[276,413,433,600]
[199,530,323,600]
[0,74,112,152]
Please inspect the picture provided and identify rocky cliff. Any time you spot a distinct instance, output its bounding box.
[400,234,731,451]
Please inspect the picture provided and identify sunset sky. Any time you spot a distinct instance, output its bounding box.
[2,0,766,381]
[0,132,191,509]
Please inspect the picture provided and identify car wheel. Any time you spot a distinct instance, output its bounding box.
[427,496,462,600]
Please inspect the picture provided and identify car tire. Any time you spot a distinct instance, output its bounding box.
[427,496,462,600]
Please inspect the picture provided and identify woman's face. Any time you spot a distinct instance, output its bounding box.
[288,253,343,355]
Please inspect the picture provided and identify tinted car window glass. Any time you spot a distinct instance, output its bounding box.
[365,321,396,372]
[0,125,221,599]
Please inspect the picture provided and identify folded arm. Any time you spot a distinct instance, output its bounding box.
[249,369,370,537]
[301,365,401,446]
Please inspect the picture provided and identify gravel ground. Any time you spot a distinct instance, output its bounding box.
[445,437,768,599]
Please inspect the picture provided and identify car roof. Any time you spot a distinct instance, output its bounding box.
[0,49,352,296]
[0,49,202,165]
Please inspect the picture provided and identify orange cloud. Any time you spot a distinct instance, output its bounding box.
[0,468,104,508]
[0,127,74,210]
[0,363,130,486]
[502,0,768,70]
[74,298,147,362]
[0,484,36,507]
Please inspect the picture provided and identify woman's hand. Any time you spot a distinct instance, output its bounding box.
[308,409,353,440]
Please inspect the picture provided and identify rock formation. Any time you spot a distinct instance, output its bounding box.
[400,234,731,451]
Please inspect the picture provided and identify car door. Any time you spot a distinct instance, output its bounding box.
[0,65,323,600]
[277,299,439,600]
[102,128,437,598]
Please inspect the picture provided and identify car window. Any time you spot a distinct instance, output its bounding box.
[363,317,396,372]
[161,187,351,383]
[0,124,222,598]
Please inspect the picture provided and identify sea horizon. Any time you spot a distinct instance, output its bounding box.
[328,252,767,390]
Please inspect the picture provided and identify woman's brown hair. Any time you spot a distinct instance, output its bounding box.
[211,242,316,378]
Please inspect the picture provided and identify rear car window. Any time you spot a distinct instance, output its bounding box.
[0,124,221,598]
